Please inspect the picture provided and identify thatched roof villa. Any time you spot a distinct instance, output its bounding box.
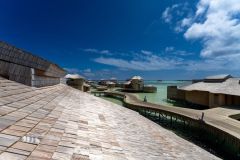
[124,76,144,91]
[168,74,240,108]
[123,76,157,93]
[65,74,90,92]
[105,81,116,88]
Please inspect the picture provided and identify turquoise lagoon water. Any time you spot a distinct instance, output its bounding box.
[99,80,191,106]
[135,80,191,105]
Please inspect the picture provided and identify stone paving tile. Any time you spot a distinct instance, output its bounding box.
[0,106,16,115]
[72,153,90,160]
[0,146,7,153]
[40,139,59,147]
[30,149,53,159]
[6,148,30,156]
[0,79,221,160]
[8,125,32,132]
[0,118,16,131]
[12,142,37,152]
[56,145,74,155]
[0,152,27,160]
[0,134,19,147]
[35,144,56,153]
[52,151,72,160]
[2,128,27,137]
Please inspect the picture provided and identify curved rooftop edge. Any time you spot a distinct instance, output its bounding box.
[0,77,220,160]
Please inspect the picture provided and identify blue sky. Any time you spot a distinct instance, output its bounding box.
[1,0,240,80]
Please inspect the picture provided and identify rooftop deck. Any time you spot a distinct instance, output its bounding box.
[0,77,220,160]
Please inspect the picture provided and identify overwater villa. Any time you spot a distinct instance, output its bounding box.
[97,78,116,89]
[123,76,157,93]
[98,79,107,85]
[99,78,117,86]
[168,74,240,108]
[110,77,117,83]
[124,76,144,90]
[65,73,90,92]
[106,81,116,88]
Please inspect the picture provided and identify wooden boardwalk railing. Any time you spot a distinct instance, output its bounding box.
[92,90,240,159]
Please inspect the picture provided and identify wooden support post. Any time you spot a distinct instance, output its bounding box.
[158,112,161,122]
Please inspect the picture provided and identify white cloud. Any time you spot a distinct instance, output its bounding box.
[165,46,193,56]
[84,68,91,72]
[165,46,174,52]
[94,51,183,71]
[162,7,172,23]
[100,50,110,54]
[187,54,240,71]
[83,48,98,53]
[181,18,192,27]
[93,47,240,72]
[83,48,112,55]
[141,50,153,55]
[162,3,190,26]
[184,0,240,57]
[162,4,180,24]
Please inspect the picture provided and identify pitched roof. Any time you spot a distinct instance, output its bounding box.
[180,78,240,96]
[0,41,65,74]
[0,77,219,159]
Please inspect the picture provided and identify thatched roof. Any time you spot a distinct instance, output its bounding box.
[180,78,240,96]
[65,74,85,79]
[131,76,143,80]
[106,81,115,85]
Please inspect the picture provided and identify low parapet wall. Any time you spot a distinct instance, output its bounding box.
[0,41,66,87]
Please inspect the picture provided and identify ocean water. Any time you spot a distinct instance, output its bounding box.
[99,80,191,106]
[135,80,191,105]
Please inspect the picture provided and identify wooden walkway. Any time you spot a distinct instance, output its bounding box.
[92,90,240,159]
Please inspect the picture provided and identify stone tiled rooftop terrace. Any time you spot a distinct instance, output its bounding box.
[0,76,220,160]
